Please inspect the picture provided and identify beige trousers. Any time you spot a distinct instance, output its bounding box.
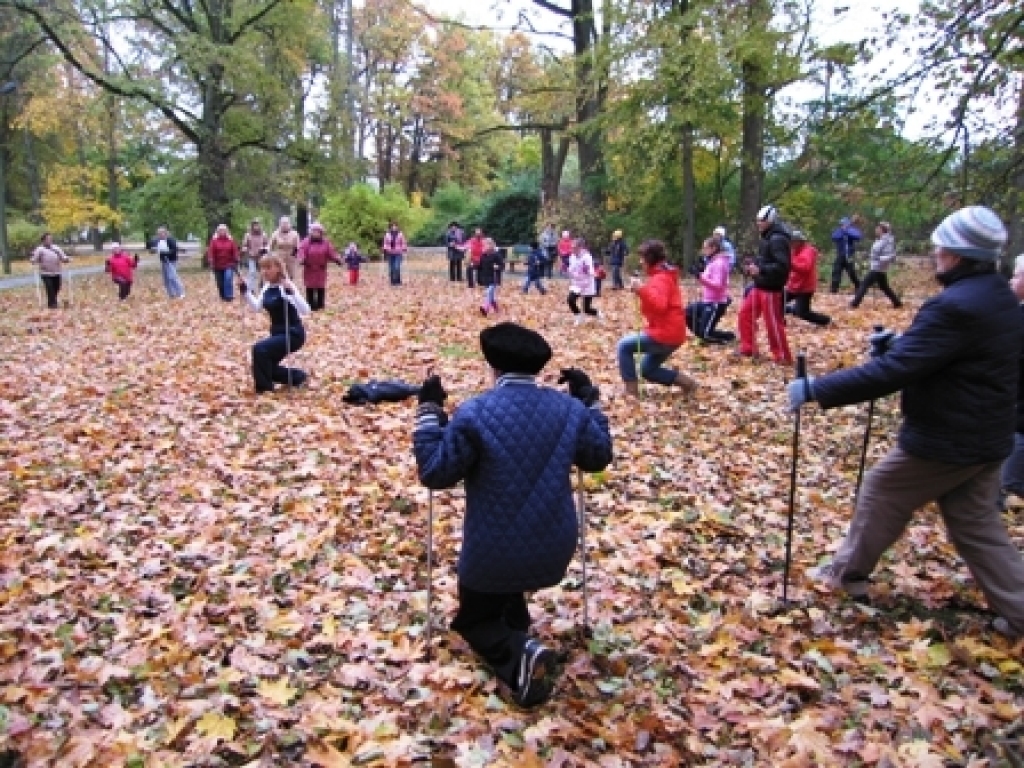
[830,446,1024,633]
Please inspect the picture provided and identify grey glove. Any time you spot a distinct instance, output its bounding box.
[787,377,815,412]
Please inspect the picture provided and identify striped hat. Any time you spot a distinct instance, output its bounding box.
[931,206,1006,261]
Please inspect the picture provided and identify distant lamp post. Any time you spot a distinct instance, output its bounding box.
[1,80,19,276]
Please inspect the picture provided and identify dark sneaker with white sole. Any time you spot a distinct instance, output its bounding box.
[513,639,556,710]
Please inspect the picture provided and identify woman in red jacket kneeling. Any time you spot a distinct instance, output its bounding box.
[617,239,697,398]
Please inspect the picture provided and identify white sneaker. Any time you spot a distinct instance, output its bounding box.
[574,315,584,326]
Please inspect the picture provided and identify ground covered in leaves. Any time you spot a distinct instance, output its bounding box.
[1,257,1022,767]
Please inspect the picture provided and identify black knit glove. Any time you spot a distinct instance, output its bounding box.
[237,279,248,294]
[558,367,600,406]
[418,375,448,406]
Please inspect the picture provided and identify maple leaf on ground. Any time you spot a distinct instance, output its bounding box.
[195,711,237,741]
[258,676,298,706]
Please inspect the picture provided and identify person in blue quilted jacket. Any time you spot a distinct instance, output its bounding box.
[413,322,613,709]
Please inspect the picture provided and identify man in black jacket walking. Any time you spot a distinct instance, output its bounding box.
[737,204,792,364]
[788,206,1024,640]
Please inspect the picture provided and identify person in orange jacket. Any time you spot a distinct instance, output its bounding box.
[785,230,831,326]
[616,239,698,398]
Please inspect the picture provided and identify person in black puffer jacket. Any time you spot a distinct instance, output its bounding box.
[1000,254,1024,503]
[737,204,792,364]
[787,206,1024,641]
[413,323,613,708]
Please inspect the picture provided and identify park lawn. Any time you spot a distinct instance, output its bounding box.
[0,267,1021,766]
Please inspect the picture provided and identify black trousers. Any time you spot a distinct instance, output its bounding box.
[116,280,132,301]
[686,300,733,342]
[466,264,476,288]
[451,584,531,687]
[786,292,831,326]
[41,275,61,308]
[544,248,556,278]
[306,287,326,311]
[612,265,624,289]
[449,257,463,282]
[830,254,860,293]
[252,330,307,392]
[568,293,597,315]
[851,271,901,308]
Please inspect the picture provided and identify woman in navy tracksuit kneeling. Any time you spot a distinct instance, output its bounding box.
[240,254,311,393]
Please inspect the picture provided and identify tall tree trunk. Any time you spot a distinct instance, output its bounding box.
[573,0,604,206]
[106,92,119,241]
[22,125,41,216]
[681,124,696,269]
[540,128,570,203]
[739,60,766,254]
[1004,79,1024,276]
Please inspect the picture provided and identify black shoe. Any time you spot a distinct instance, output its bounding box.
[513,639,556,709]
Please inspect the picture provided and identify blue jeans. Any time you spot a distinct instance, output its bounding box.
[161,260,184,298]
[214,267,234,300]
[484,284,498,307]
[521,275,546,294]
[387,253,402,285]
[617,332,680,385]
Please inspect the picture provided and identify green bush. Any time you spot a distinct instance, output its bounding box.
[318,184,429,258]
[479,188,540,245]
[410,184,484,246]
[7,218,45,260]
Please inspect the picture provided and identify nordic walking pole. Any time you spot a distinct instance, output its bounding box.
[64,265,73,309]
[576,468,590,636]
[854,325,887,504]
[781,352,807,606]
[282,279,293,390]
[34,265,42,309]
[425,488,435,660]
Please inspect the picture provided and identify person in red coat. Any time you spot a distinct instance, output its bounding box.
[466,228,485,289]
[785,230,831,326]
[207,224,240,301]
[105,243,139,301]
[616,239,697,398]
[297,222,342,311]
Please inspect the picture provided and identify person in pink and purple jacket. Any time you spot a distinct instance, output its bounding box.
[686,237,734,343]
[297,222,342,311]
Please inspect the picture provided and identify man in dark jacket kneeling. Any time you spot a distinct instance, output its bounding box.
[788,206,1024,640]
[413,323,614,708]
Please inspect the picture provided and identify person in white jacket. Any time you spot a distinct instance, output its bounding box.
[239,254,312,393]
[30,233,71,309]
[567,238,599,324]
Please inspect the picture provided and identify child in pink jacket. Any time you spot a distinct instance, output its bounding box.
[686,238,734,343]
[106,243,139,301]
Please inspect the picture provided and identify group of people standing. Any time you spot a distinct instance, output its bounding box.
[204,217,371,309]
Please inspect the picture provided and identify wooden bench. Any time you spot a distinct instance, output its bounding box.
[503,244,531,272]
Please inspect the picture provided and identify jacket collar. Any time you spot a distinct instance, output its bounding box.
[496,373,537,388]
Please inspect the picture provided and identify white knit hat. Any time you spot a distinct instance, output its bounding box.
[756,205,777,223]
[931,206,1006,261]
